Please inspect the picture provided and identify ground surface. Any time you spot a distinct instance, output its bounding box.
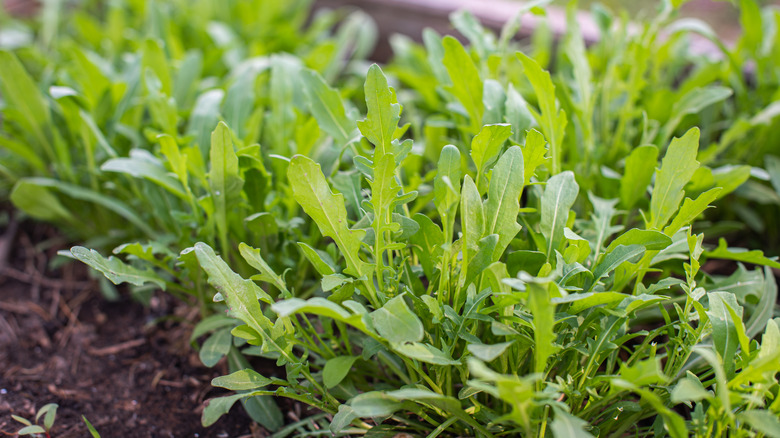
[0,218,263,437]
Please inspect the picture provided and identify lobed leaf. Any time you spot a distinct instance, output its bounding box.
[288,155,370,278]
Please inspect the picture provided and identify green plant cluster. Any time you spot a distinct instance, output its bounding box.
[2,0,780,436]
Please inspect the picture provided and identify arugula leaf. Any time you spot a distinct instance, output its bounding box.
[371,295,424,344]
[517,52,567,175]
[484,145,524,261]
[442,36,484,133]
[649,128,700,230]
[358,64,401,157]
[300,69,356,148]
[541,171,579,260]
[470,124,513,192]
[209,122,244,256]
[288,155,370,278]
[620,145,658,209]
[70,246,166,290]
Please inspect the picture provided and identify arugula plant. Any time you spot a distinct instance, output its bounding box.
[2,0,779,435]
[389,0,780,248]
[194,65,780,436]
[0,0,376,304]
[0,0,375,243]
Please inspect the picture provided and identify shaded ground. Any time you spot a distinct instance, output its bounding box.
[0,218,262,437]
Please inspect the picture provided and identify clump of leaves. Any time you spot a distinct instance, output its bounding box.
[12,404,58,438]
[11,404,101,438]
[194,65,780,436]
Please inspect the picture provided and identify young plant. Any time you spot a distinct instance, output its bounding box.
[195,65,779,436]
[12,404,57,438]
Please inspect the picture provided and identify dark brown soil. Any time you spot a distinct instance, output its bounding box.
[0,219,264,437]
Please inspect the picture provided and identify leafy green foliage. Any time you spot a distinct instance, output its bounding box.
[3,0,780,436]
[193,63,779,436]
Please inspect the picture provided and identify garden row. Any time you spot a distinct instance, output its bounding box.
[1,0,779,436]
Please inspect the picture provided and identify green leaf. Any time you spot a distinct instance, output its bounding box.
[619,358,667,387]
[650,128,700,229]
[766,155,780,195]
[553,291,628,314]
[485,146,524,261]
[541,171,579,260]
[664,188,722,236]
[605,229,672,253]
[209,122,244,252]
[505,84,536,144]
[589,245,645,290]
[223,69,256,139]
[704,238,780,269]
[663,86,732,139]
[330,405,358,434]
[187,89,225,156]
[190,314,237,342]
[516,51,566,175]
[370,295,424,343]
[391,342,460,365]
[620,145,658,209]
[202,393,253,427]
[268,54,301,155]
[71,246,166,290]
[158,134,189,189]
[199,327,232,367]
[442,36,484,132]
[14,178,157,238]
[730,319,780,387]
[322,273,350,292]
[271,298,371,334]
[288,155,370,278]
[471,124,513,189]
[101,149,187,199]
[612,381,687,438]
[737,410,780,438]
[212,369,273,391]
[746,267,777,339]
[17,425,46,435]
[460,175,485,261]
[323,356,360,388]
[297,242,336,276]
[10,180,74,223]
[194,243,272,334]
[464,234,499,288]
[434,144,462,221]
[522,129,548,185]
[671,372,711,404]
[0,50,51,140]
[348,391,403,417]
[11,415,31,426]
[358,64,400,156]
[239,243,288,295]
[83,416,101,438]
[550,407,594,438]
[142,39,172,96]
[706,292,742,378]
[300,69,355,147]
[528,282,557,373]
[410,214,444,280]
[712,165,750,199]
[37,403,57,431]
[468,341,514,362]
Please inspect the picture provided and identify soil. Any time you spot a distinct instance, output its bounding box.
[0,218,265,437]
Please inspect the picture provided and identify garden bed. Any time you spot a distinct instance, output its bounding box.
[2,0,780,436]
